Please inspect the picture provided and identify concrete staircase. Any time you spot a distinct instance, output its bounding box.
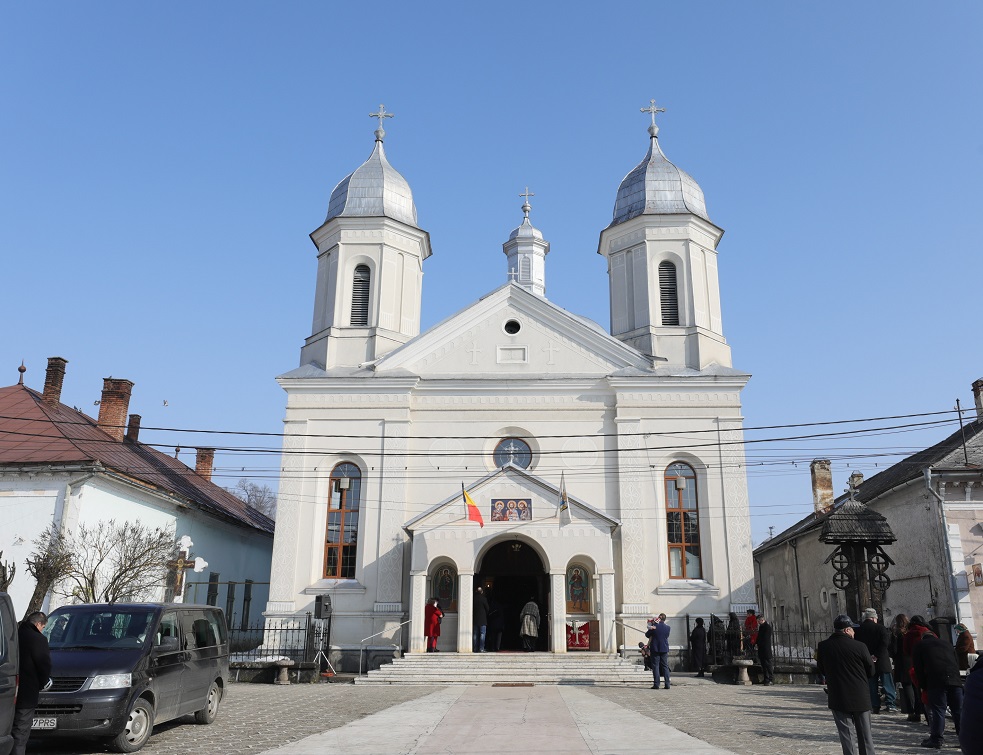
[354,652,653,686]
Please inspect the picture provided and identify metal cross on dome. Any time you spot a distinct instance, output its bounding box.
[640,99,666,135]
[519,187,534,219]
[370,104,394,140]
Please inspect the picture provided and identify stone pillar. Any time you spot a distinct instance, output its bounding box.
[599,570,617,653]
[550,571,566,653]
[409,571,427,653]
[458,572,474,653]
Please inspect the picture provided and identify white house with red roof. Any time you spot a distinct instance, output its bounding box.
[0,357,274,623]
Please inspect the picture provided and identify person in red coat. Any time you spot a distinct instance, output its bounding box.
[424,597,443,652]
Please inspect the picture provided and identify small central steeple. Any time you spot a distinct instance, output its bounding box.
[502,187,550,297]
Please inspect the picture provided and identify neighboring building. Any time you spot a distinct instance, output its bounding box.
[754,379,983,639]
[0,358,275,623]
[266,106,756,668]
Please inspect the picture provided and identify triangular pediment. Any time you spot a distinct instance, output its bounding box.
[374,284,651,377]
[404,463,620,532]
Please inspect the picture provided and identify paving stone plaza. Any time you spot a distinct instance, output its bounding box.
[28,677,963,754]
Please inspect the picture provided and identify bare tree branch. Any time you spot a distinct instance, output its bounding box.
[56,520,176,604]
[229,479,277,519]
[0,550,15,592]
[24,524,74,614]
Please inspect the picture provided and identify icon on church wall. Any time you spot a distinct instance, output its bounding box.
[974,563,983,588]
[433,565,457,612]
[491,498,532,521]
[566,565,590,612]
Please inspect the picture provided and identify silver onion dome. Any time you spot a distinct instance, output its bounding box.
[324,134,419,227]
[610,123,709,226]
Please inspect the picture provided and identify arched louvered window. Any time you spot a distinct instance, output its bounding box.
[659,261,680,326]
[351,265,370,326]
[519,257,531,281]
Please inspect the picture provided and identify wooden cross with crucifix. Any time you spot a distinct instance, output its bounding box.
[166,535,207,603]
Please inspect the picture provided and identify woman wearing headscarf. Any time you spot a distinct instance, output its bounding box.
[954,623,976,671]
[519,597,540,652]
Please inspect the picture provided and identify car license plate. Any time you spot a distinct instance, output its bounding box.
[32,717,57,730]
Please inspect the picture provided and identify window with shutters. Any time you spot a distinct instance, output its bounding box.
[665,462,701,579]
[659,261,680,326]
[351,265,370,326]
[324,463,361,578]
[519,257,531,281]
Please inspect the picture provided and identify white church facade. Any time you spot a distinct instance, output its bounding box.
[265,104,756,667]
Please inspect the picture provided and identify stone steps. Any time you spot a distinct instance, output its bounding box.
[355,652,654,686]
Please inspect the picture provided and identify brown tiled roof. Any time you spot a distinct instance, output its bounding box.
[0,384,274,535]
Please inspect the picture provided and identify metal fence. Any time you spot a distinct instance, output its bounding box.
[698,614,826,666]
[227,612,316,663]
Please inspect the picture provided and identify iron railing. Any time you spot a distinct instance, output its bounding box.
[696,614,826,666]
[358,619,411,676]
[228,612,315,663]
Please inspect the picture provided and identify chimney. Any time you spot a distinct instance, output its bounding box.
[195,448,215,481]
[42,357,68,405]
[125,414,142,443]
[973,378,983,421]
[97,378,134,441]
[810,459,834,514]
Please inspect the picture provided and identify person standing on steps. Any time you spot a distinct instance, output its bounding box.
[913,628,963,750]
[519,597,540,652]
[690,617,707,677]
[646,613,671,690]
[424,597,443,653]
[473,586,490,652]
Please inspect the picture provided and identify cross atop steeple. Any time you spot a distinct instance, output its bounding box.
[519,186,534,219]
[370,104,394,141]
[640,98,666,137]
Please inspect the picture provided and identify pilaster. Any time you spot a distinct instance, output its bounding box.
[458,572,474,653]
[409,571,427,653]
[550,571,566,653]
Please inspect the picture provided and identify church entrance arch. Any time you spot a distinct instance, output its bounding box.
[476,540,548,651]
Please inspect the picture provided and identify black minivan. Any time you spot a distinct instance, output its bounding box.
[0,592,18,755]
[34,603,228,752]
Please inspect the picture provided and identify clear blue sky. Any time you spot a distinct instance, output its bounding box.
[3,2,981,545]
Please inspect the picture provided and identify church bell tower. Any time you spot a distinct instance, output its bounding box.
[301,106,432,369]
[597,101,731,370]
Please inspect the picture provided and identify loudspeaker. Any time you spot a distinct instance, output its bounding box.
[314,594,333,619]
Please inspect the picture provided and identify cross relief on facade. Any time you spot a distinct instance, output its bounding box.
[466,343,481,366]
[543,341,561,365]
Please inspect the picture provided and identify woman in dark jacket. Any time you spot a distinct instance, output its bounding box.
[904,615,935,724]
[954,623,976,671]
[690,618,707,677]
[890,613,918,719]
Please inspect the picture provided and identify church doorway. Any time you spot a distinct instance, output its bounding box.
[477,540,548,651]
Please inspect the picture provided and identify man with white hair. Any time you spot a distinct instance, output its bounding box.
[855,608,897,713]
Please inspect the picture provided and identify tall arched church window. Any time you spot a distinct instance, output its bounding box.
[659,261,680,326]
[351,265,370,326]
[324,463,361,579]
[665,462,701,579]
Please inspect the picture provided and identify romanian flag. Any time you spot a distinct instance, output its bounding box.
[559,473,569,512]
[463,485,484,527]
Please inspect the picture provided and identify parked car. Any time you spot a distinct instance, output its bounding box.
[34,603,228,752]
[0,592,18,755]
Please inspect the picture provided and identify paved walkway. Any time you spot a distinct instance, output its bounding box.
[29,677,963,754]
[258,686,732,755]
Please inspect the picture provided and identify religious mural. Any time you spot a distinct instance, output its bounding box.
[490,498,532,522]
[566,564,590,612]
[433,564,457,612]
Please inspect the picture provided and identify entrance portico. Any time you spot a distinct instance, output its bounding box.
[405,465,619,654]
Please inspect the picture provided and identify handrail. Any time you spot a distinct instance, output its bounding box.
[614,619,648,660]
[359,619,411,676]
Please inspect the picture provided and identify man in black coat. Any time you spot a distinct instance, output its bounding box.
[816,614,876,755]
[854,608,897,713]
[960,655,983,755]
[12,612,51,755]
[913,631,963,749]
[472,586,490,652]
[756,616,774,685]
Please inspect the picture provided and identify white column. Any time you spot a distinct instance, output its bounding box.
[550,571,566,653]
[458,572,474,653]
[599,570,617,653]
[409,571,427,653]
